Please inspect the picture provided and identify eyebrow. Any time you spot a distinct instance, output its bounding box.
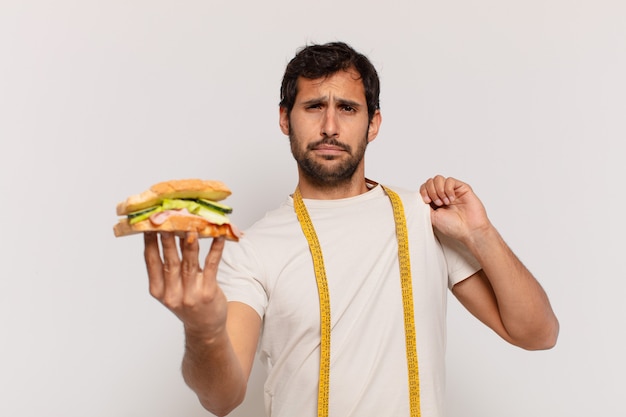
[300,96,363,109]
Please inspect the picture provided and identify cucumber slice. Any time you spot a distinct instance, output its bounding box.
[196,198,233,214]
[195,206,230,225]
[127,205,163,224]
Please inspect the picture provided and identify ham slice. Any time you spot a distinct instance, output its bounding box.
[147,209,243,240]
[150,208,196,225]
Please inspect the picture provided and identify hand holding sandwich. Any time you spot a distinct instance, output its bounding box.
[143,231,228,338]
[114,178,239,333]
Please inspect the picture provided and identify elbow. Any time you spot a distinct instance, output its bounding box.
[181,355,249,416]
[199,389,246,417]
[534,315,560,350]
[185,372,247,416]
[200,404,238,417]
[520,333,558,351]
[514,317,560,351]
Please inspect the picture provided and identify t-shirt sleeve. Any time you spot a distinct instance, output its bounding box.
[217,238,268,319]
[435,229,482,289]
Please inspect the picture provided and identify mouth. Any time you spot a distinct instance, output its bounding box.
[308,139,350,155]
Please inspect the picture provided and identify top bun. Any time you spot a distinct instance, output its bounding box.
[116,179,232,215]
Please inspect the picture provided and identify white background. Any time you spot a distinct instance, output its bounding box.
[1,1,624,416]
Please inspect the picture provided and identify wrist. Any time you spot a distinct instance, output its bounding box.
[462,223,501,255]
[184,323,228,348]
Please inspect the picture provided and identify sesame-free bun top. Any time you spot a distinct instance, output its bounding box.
[116,179,232,215]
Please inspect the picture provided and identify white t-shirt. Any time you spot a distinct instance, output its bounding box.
[218,184,481,417]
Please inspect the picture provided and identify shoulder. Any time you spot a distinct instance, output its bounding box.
[223,196,303,263]
[241,197,299,239]
[382,184,430,216]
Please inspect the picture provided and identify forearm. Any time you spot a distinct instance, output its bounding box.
[464,225,559,349]
[182,328,247,416]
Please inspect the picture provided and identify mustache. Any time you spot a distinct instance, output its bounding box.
[307,137,351,152]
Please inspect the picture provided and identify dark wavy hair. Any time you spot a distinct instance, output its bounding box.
[279,42,381,121]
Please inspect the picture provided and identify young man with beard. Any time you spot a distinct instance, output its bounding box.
[143,42,559,417]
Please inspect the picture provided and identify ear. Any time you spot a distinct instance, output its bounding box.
[279,107,290,135]
[367,110,382,143]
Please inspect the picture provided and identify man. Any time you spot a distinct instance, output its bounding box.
[143,42,559,417]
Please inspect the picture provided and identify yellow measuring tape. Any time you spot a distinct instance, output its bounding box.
[293,184,421,417]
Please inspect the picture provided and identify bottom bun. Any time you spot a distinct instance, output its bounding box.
[113,215,239,241]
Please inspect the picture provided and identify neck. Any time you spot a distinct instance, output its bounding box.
[296,174,370,200]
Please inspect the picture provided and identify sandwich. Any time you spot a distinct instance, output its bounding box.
[113,179,241,241]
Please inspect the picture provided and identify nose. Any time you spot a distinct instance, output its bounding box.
[321,108,339,138]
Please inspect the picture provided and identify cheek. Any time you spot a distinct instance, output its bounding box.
[289,117,315,139]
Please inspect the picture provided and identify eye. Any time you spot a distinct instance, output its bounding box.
[341,105,356,112]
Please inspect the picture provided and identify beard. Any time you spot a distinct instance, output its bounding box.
[289,130,369,188]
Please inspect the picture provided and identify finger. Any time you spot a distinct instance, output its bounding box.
[422,176,445,207]
[420,177,443,208]
[144,232,164,299]
[432,175,452,205]
[203,236,226,288]
[160,232,182,295]
[443,177,459,203]
[419,180,432,204]
[180,231,201,289]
